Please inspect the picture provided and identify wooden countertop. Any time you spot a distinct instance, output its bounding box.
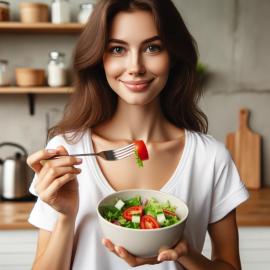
[0,188,270,230]
[236,188,270,226]
[0,201,35,230]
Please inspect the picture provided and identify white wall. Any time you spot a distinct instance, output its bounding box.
[0,0,270,185]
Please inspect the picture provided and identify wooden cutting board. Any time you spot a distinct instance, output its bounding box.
[226,108,261,189]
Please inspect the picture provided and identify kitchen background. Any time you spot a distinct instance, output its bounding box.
[0,0,270,270]
[1,0,270,187]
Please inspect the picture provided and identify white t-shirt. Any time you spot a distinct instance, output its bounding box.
[28,129,249,270]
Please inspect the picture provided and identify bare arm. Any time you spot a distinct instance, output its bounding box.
[177,209,241,270]
[27,146,82,270]
[32,215,75,270]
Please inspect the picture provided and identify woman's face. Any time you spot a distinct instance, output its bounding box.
[103,10,170,106]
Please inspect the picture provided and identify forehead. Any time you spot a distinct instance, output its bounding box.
[109,10,158,41]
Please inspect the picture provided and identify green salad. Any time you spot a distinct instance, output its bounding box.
[99,196,180,229]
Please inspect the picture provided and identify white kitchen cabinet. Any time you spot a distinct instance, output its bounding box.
[0,230,37,270]
[203,227,270,270]
[0,227,269,269]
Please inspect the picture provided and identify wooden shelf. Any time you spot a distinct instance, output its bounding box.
[0,22,84,34]
[0,86,74,94]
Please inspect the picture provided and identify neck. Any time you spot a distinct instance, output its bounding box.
[97,98,172,142]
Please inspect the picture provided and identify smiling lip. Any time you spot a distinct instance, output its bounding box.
[121,79,154,91]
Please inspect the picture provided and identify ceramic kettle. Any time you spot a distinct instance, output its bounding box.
[0,142,33,200]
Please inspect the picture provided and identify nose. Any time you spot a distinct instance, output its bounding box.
[127,51,146,75]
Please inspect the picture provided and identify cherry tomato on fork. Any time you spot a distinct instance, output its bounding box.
[134,140,149,160]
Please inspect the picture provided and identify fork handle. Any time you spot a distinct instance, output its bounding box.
[67,153,97,157]
[47,153,96,160]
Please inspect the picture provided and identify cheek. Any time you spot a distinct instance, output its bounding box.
[103,58,124,78]
[147,55,170,77]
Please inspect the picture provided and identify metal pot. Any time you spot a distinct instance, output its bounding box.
[0,142,33,200]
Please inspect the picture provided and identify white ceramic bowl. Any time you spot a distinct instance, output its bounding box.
[97,189,189,257]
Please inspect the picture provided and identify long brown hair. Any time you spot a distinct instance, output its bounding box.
[49,0,208,141]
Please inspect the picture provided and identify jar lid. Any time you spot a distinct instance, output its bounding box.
[0,59,8,64]
[49,51,65,59]
[0,1,10,5]
[80,3,95,9]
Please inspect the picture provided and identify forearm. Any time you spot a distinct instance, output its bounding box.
[33,214,76,270]
[178,249,238,270]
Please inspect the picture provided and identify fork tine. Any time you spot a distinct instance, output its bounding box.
[114,148,135,159]
[114,149,135,158]
[114,153,133,160]
[113,143,135,154]
[114,146,135,156]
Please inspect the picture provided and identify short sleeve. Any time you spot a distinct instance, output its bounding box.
[28,135,66,231]
[28,197,59,231]
[209,144,249,224]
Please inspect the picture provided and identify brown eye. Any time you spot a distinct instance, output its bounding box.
[145,44,162,53]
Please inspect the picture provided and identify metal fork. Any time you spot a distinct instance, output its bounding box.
[49,143,136,161]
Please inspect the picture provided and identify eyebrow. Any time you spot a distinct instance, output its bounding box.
[108,35,161,45]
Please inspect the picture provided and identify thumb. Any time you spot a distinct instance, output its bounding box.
[55,145,69,155]
[158,249,178,262]
[158,240,189,262]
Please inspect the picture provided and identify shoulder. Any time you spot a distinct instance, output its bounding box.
[187,130,231,165]
[46,130,90,151]
[46,134,68,147]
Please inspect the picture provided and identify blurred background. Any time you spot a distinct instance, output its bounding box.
[1,0,270,186]
[0,1,270,269]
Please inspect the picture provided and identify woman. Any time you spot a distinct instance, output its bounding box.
[27,0,249,269]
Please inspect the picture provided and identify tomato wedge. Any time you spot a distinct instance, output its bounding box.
[140,215,160,229]
[123,206,143,221]
[134,140,149,160]
[163,209,177,217]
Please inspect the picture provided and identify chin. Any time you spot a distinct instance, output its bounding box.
[121,96,157,106]
[114,86,161,106]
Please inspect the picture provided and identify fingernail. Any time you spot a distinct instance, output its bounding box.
[102,239,106,245]
[47,149,57,154]
[76,158,82,163]
[158,255,167,261]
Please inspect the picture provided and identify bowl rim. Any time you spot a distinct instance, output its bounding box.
[96,189,189,232]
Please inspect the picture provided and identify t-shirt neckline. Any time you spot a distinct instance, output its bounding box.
[86,129,191,194]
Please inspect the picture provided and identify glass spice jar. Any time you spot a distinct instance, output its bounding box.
[0,1,10,21]
[0,60,10,86]
[47,51,67,87]
[51,0,70,24]
[78,3,94,24]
